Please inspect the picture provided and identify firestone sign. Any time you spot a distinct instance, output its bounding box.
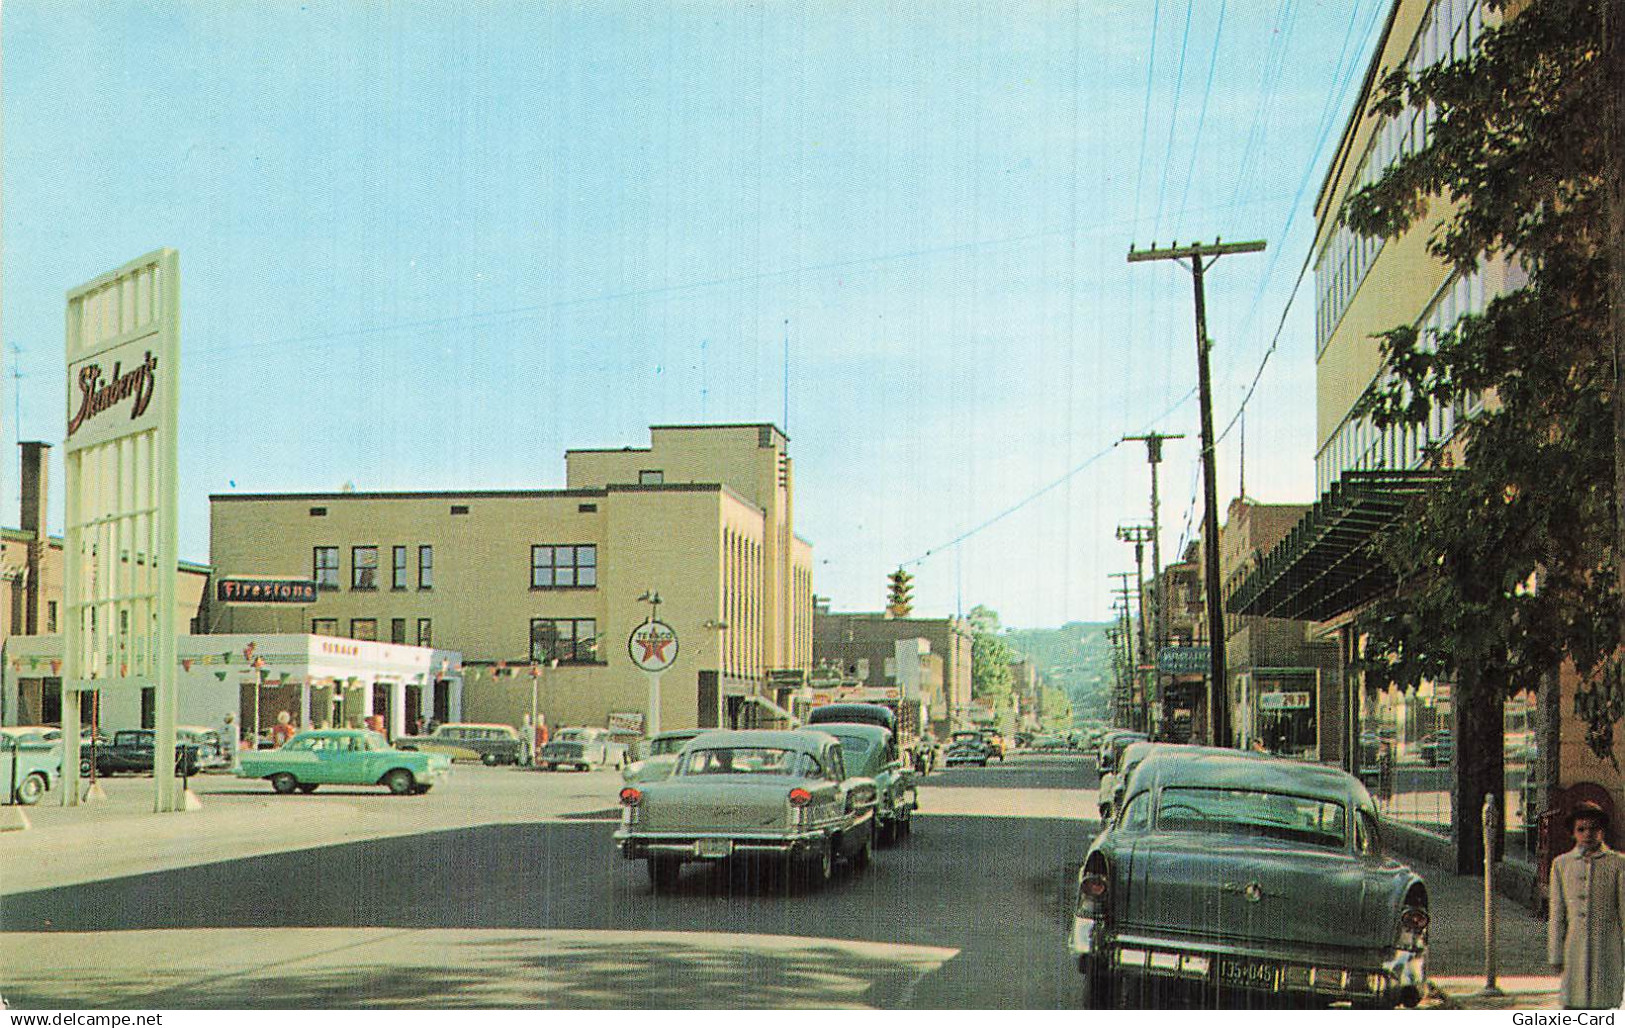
[628,620,679,673]
[216,578,319,605]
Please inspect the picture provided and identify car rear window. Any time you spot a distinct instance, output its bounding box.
[676,746,817,777]
[1156,787,1347,849]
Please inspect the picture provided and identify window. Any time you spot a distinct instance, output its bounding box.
[417,618,432,647]
[309,506,327,517]
[46,601,57,633]
[530,617,598,663]
[578,503,597,513]
[314,547,340,589]
[391,618,406,644]
[451,505,469,515]
[393,546,407,590]
[531,544,597,588]
[352,546,378,590]
[418,546,433,590]
[1120,791,1152,832]
[311,618,338,637]
[350,618,378,642]
[639,470,664,484]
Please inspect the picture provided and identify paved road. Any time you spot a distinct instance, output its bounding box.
[1,753,1102,1009]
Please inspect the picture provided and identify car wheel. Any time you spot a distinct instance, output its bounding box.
[849,830,873,872]
[798,842,833,889]
[271,773,298,795]
[1079,957,1116,1009]
[79,757,94,777]
[15,772,47,805]
[481,752,500,767]
[384,769,416,795]
[296,783,319,794]
[647,856,683,892]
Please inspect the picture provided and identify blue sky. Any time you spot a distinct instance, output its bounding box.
[3,0,1391,629]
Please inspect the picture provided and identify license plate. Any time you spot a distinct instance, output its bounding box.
[1218,958,1280,989]
[695,839,734,858]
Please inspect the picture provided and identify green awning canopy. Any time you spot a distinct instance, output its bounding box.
[1227,470,1449,622]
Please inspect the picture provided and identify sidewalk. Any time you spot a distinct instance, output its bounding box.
[1407,848,1562,1009]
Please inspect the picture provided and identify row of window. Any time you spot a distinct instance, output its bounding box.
[312,617,433,647]
[309,543,602,591]
[315,545,434,591]
[1315,267,1490,493]
[1315,0,1487,353]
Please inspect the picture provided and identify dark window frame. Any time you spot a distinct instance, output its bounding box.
[530,544,598,590]
[418,545,434,590]
[416,618,432,647]
[311,618,339,637]
[391,618,407,644]
[351,546,379,590]
[314,546,340,590]
[350,618,378,642]
[392,546,408,590]
[529,617,600,664]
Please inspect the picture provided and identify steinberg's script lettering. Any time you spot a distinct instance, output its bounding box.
[67,351,159,437]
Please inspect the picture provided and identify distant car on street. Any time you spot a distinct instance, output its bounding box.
[85,729,204,778]
[538,726,629,771]
[622,729,709,784]
[1070,745,1429,1009]
[236,728,450,795]
[945,730,992,767]
[1419,730,1453,767]
[614,728,878,892]
[397,722,530,766]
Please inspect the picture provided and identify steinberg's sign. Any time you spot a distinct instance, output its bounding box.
[66,349,160,444]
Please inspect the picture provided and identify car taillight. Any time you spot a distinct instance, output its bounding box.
[619,787,642,806]
[788,787,813,807]
[1079,873,1109,900]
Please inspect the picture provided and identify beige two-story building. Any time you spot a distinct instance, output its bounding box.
[208,424,814,734]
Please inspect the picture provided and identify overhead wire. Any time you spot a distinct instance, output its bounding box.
[1171,0,1229,224]
[899,387,1199,569]
[1151,0,1197,239]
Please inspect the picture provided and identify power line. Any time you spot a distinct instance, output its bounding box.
[900,387,1198,568]
[1172,0,1230,223]
[1132,0,1164,232]
[1152,0,1197,239]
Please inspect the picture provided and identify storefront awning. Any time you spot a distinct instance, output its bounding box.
[1227,470,1450,622]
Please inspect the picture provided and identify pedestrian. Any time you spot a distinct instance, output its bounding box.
[270,711,296,747]
[1549,803,1625,1009]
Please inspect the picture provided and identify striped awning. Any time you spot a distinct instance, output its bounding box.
[1227,470,1450,622]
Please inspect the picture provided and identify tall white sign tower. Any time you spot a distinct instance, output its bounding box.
[59,249,183,811]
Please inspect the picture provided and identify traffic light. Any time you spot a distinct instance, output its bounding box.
[886,567,914,617]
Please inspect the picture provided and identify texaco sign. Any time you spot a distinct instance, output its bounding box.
[628,619,679,673]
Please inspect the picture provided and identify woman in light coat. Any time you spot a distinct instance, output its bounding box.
[1549,804,1625,1008]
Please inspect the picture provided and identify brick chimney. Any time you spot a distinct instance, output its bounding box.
[19,441,49,634]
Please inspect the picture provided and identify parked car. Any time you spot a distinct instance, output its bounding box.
[538,726,629,771]
[945,730,992,767]
[396,722,530,766]
[1097,730,1148,775]
[176,725,229,770]
[622,729,709,784]
[236,728,451,795]
[980,729,1006,761]
[814,721,918,843]
[1069,746,1428,1009]
[0,730,60,805]
[84,729,204,777]
[1419,730,1454,767]
[1097,740,1158,821]
[614,728,878,891]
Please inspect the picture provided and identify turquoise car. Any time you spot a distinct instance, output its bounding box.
[0,730,61,805]
[236,728,451,796]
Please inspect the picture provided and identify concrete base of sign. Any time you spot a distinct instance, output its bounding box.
[80,780,109,803]
[182,788,203,812]
[0,806,31,832]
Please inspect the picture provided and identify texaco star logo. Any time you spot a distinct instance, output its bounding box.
[628,620,679,672]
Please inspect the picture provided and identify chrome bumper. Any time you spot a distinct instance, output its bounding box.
[1071,923,1426,1005]
[614,828,828,861]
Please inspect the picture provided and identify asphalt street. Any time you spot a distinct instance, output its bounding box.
[1,754,1097,1009]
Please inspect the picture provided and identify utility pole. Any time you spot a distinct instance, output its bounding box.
[1122,433,1183,662]
[1128,238,1265,748]
[1606,0,1625,693]
[1116,526,1153,669]
[1110,572,1140,731]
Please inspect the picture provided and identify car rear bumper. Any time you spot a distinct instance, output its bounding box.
[1070,922,1425,1006]
[614,828,828,861]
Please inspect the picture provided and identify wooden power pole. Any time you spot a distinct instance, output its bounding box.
[1128,238,1265,748]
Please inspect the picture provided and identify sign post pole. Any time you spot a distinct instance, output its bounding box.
[629,599,678,740]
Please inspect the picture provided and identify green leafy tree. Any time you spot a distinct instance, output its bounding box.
[1342,0,1619,753]
[1040,685,1075,734]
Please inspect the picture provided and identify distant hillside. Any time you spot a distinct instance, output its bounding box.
[1004,622,1115,722]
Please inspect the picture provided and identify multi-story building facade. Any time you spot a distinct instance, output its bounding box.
[209,424,815,734]
[811,606,972,737]
[1217,498,1340,761]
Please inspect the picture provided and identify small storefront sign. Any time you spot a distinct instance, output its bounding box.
[1259,691,1312,711]
[216,578,318,605]
[608,711,645,735]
